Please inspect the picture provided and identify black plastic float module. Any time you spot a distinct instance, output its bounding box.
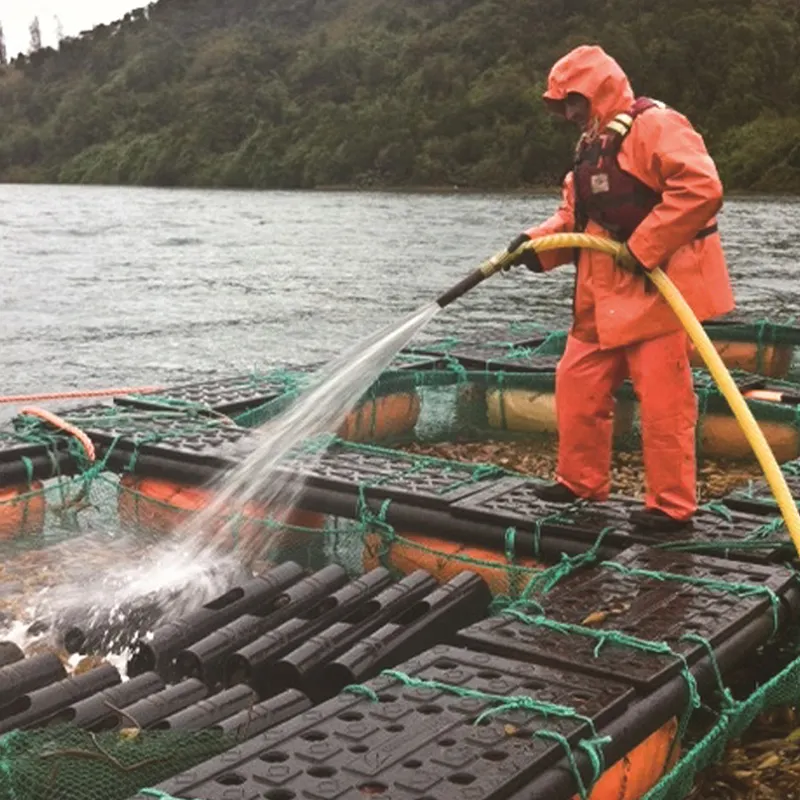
[263,442,506,512]
[125,644,634,800]
[0,652,67,709]
[114,374,293,416]
[0,424,75,484]
[0,664,120,734]
[456,544,797,691]
[115,678,209,730]
[126,561,305,680]
[211,688,312,740]
[59,404,263,470]
[723,472,800,516]
[507,582,800,800]
[321,571,493,696]
[450,476,792,563]
[404,336,551,372]
[105,450,612,564]
[221,567,395,691]
[263,570,439,701]
[0,642,24,669]
[150,684,259,731]
[60,597,176,655]
[38,672,165,731]
[175,564,351,689]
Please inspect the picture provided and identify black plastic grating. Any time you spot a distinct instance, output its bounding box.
[406,338,555,374]
[0,424,71,466]
[451,477,791,560]
[273,443,505,508]
[128,644,633,800]
[456,544,795,690]
[60,405,261,466]
[724,473,800,516]
[114,374,301,415]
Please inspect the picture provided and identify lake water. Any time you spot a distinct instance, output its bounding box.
[1,184,798,409]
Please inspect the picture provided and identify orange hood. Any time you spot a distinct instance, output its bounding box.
[543,45,635,129]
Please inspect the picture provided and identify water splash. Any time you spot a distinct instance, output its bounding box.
[177,300,441,560]
[2,301,440,661]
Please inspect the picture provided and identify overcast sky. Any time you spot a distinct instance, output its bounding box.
[1,0,141,60]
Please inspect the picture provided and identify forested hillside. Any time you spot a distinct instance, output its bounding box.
[1,0,799,191]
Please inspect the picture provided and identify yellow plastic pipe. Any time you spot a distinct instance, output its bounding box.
[501,232,800,556]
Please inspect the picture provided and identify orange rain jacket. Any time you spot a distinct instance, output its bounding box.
[526,45,735,349]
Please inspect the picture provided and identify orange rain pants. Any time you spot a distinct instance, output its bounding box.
[555,331,698,521]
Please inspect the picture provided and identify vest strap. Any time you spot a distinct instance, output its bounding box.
[695,223,718,240]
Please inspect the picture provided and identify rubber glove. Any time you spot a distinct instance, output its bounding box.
[503,233,543,272]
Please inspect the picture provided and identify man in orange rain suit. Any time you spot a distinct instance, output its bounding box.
[506,44,735,531]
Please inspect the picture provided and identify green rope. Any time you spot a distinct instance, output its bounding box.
[503,607,702,744]
[520,528,612,597]
[599,560,782,632]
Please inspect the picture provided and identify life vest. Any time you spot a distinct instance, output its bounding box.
[573,97,664,241]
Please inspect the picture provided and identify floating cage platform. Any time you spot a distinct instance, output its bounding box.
[0,313,798,800]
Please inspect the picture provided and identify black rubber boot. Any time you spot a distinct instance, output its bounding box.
[628,507,693,532]
[533,481,581,504]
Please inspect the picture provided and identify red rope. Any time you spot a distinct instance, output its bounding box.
[0,386,164,404]
[18,407,96,462]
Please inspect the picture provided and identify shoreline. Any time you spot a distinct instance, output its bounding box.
[1,179,798,200]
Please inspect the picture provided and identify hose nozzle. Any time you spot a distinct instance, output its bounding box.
[435,249,511,308]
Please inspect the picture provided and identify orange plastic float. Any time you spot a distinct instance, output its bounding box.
[690,340,794,378]
[0,482,46,540]
[117,475,325,552]
[485,388,635,441]
[363,531,546,595]
[698,414,799,462]
[579,717,680,800]
[337,392,421,442]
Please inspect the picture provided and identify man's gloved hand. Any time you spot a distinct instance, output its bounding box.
[614,242,646,275]
[503,232,543,272]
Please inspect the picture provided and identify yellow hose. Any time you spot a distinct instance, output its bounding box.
[504,232,800,556]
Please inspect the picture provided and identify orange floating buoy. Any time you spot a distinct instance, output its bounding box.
[363,532,545,596]
[485,388,635,441]
[579,717,680,800]
[698,414,799,462]
[117,475,325,553]
[691,340,794,378]
[338,392,421,443]
[0,482,46,540]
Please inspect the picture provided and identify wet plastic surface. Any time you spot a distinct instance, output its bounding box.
[60,404,262,467]
[127,562,306,679]
[222,568,395,692]
[0,652,67,710]
[0,664,121,734]
[265,570,439,702]
[406,337,552,373]
[128,644,633,800]
[451,477,792,561]
[456,544,795,690]
[40,672,165,731]
[724,472,800,516]
[179,565,352,690]
[0,422,73,481]
[114,374,293,416]
[322,572,492,696]
[213,688,312,741]
[119,679,209,730]
[272,442,505,510]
